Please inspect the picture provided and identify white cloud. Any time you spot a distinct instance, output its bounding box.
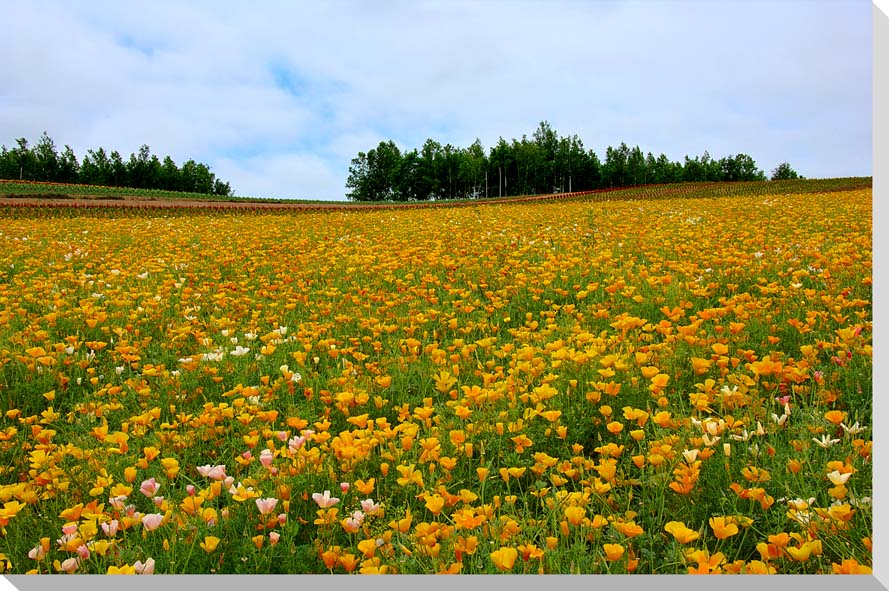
[214,152,343,201]
[0,0,872,200]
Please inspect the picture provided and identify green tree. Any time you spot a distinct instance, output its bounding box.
[58,145,80,183]
[459,140,486,199]
[738,154,766,181]
[683,155,703,182]
[33,132,59,181]
[770,162,800,180]
[2,134,232,193]
[626,145,646,186]
[512,136,544,195]
[721,153,764,182]
[372,140,402,200]
[178,159,215,193]
[110,150,128,186]
[393,149,424,201]
[439,143,461,199]
[81,148,113,185]
[194,162,216,194]
[488,138,514,198]
[602,143,630,187]
[580,148,602,190]
[550,133,590,192]
[700,151,723,181]
[346,140,402,201]
[213,179,233,196]
[146,155,163,189]
[0,139,37,180]
[420,139,443,199]
[645,152,659,184]
[533,121,559,191]
[180,159,199,192]
[0,145,14,179]
[159,156,181,191]
[127,145,154,188]
[654,154,682,184]
[346,125,774,201]
[346,151,372,201]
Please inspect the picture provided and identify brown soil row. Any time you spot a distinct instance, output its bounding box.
[0,190,599,211]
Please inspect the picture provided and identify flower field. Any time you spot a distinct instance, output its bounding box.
[0,186,872,574]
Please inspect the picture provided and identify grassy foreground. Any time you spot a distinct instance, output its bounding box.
[0,183,872,574]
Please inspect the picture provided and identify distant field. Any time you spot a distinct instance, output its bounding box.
[0,176,873,209]
[0,180,872,575]
[0,179,298,204]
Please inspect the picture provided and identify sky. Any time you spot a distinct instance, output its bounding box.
[0,1,873,201]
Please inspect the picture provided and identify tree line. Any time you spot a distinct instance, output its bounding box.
[0,132,233,196]
[346,121,799,201]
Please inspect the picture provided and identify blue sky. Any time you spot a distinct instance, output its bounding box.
[0,1,873,200]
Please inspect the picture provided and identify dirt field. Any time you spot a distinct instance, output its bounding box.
[0,190,597,211]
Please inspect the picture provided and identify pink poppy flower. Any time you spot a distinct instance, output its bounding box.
[269,532,281,546]
[288,436,306,453]
[342,517,362,533]
[101,520,119,537]
[255,497,279,515]
[28,545,46,560]
[196,464,227,480]
[360,499,381,515]
[134,557,155,574]
[59,557,80,573]
[76,544,90,560]
[260,449,274,468]
[340,482,350,493]
[140,478,160,498]
[141,513,164,531]
[312,490,340,508]
[56,534,76,548]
